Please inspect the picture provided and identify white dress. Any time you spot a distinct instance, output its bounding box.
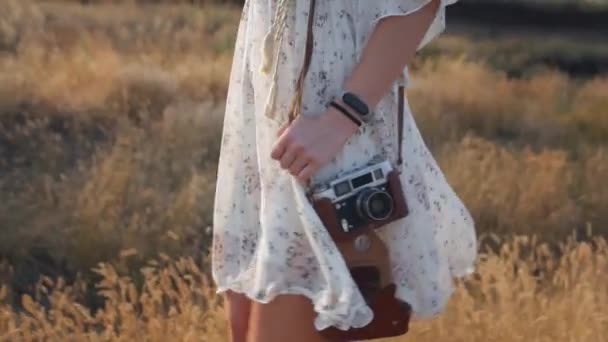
[212,0,477,331]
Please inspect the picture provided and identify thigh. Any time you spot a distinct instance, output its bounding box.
[224,291,252,342]
[247,294,331,342]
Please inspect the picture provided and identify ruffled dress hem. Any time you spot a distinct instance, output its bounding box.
[215,259,476,331]
[215,281,374,331]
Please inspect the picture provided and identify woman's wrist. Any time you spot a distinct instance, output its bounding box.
[324,103,360,135]
[329,100,364,127]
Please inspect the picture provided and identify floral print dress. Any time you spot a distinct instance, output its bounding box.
[212,0,477,331]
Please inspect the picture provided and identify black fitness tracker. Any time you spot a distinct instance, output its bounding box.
[330,101,363,127]
[341,91,371,122]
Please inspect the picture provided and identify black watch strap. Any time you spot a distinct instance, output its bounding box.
[341,92,370,119]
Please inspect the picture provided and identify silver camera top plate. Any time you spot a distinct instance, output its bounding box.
[311,159,394,203]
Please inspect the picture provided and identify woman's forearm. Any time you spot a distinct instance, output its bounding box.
[342,0,441,109]
[273,0,443,182]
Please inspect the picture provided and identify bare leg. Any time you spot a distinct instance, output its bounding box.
[224,291,252,342]
[247,294,331,342]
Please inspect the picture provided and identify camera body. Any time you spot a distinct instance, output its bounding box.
[309,159,409,241]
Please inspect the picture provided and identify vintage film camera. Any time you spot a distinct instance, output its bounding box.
[309,159,409,239]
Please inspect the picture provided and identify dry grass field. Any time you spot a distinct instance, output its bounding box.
[2,235,607,341]
[0,0,607,341]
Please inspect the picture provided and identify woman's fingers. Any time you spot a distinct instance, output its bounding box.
[271,135,288,160]
[280,144,299,169]
[271,114,335,183]
[288,155,310,177]
[297,163,318,183]
[271,121,294,160]
[276,122,290,137]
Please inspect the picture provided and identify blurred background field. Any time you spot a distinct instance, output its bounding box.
[0,0,607,341]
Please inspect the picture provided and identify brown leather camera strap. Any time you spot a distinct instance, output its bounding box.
[288,0,317,123]
[397,85,405,167]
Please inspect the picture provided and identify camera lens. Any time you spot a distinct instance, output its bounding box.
[356,188,394,221]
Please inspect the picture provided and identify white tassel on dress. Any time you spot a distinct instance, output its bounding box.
[260,0,294,121]
[260,30,276,75]
[260,0,292,76]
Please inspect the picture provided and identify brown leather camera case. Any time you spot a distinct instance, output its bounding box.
[311,170,412,341]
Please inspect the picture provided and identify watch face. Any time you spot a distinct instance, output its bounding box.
[343,92,370,116]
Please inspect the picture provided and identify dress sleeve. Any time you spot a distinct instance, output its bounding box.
[363,0,458,51]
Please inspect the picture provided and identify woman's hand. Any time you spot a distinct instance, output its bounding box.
[271,107,359,183]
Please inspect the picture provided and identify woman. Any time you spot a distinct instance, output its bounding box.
[212,0,477,341]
